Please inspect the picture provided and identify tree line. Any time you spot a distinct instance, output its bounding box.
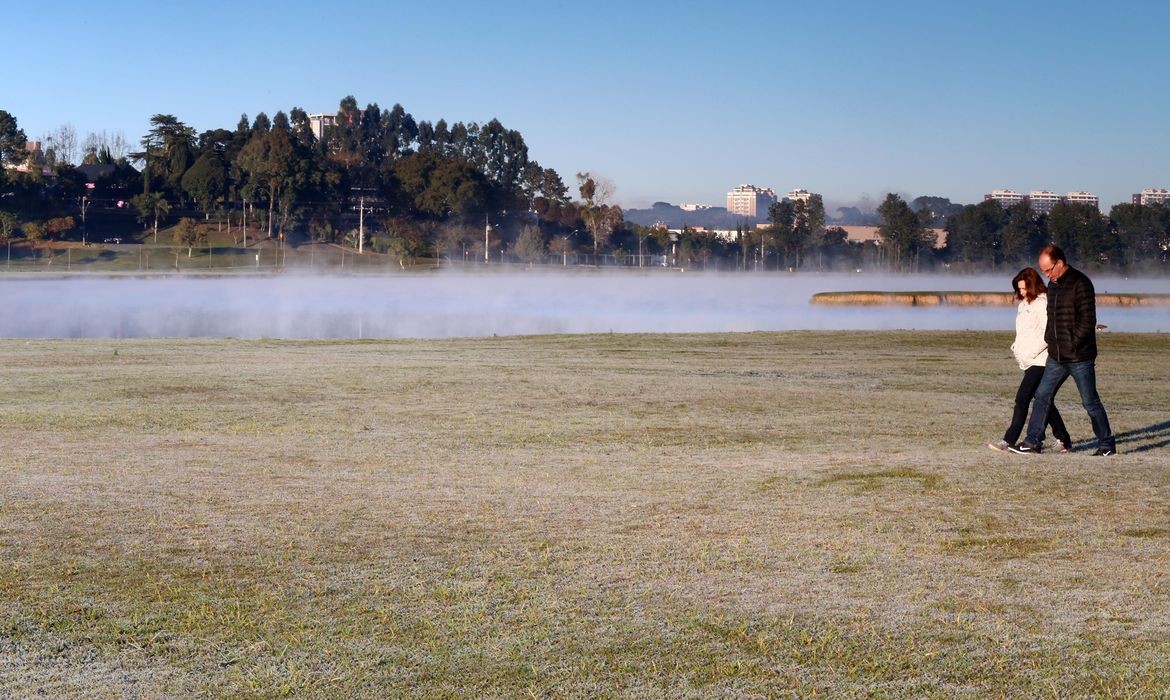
[753,192,1168,274]
[940,196,1169,272]
[0,100,625,261]
[3,103,1169,272]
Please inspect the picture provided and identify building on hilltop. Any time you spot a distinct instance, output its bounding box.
[786,188,812,203]
[1065,191,1099,209]
[726,184,776,218]
[1028,190,1062,214]
[307,113,337,142]
[680,203,713,212]
[1132,188,1170,206]
[986,188,1100,212]
[985,189,1026,207]
[4,141,53,177]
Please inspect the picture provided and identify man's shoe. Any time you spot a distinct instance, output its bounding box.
[1058,440,1073,453]
[1092,447,1117,457]
[1008,442,1041,454]
[988,440,1010,452]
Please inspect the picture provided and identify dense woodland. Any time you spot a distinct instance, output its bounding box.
[2,102,1168,272]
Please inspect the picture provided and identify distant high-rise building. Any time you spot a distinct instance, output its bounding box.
[1065,191,1099,209]
[984,189,1026,207]
[1029,190,1062,214]
[986,188,1102,212]
[726,184,776,218]
[787,188,812,203]
[307,113,337,142]
[1132,188,1170,206]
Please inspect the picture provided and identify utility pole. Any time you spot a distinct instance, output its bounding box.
[353,188,373,254]
[484,214,490,263]
[358,195,366,254]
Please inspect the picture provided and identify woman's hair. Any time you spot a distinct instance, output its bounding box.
[1012,267,1047,302]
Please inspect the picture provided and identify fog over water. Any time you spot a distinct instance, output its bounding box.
[2,273,1168,339]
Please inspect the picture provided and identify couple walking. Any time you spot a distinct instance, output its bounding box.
[990,245,1117,457]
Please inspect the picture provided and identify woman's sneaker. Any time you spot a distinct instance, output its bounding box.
[1058,440,1073,453]
[988,440,1011,452]
[1008,442,1042,454]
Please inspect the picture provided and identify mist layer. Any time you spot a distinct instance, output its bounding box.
[2,273,1167,339]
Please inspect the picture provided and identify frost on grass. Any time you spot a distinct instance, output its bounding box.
[2,331,1170,697]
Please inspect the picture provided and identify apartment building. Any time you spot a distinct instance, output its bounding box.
[726,184,776,218]
[1065,191,1099,208]
[307,113,337,142]
[1028,190,1062,214]
[1132,188,1170,206]
[984,189,1026,207]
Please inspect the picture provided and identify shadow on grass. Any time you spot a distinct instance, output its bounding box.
[1072,420,1170,455]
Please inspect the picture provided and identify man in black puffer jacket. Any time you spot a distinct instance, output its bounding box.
[1010,245,1116,456]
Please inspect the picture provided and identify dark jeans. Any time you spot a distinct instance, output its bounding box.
[1025,358,1115,450]
[1005,365,1070,446]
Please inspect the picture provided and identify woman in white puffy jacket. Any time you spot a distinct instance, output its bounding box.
[989,267,1072,453]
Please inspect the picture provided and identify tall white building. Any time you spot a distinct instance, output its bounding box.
[1029,190,1062,214]
[985,189,1026,207]
[1065,191,1099,209]
[726,184,776,218]
[307,113,337,142]
[787,188,812,203]
[1133,188,1170,206]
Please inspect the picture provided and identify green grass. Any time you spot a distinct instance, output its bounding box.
[1,237,439,274]
[2,331,1169,697]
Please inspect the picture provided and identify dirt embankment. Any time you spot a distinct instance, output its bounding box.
[810,292,1170,307]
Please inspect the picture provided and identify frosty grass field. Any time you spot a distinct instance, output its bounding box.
[2,330,1169,697]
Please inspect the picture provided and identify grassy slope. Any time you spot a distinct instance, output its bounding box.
[1,332,1168,698]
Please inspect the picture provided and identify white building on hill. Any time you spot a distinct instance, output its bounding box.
[1133,188,1170,206]
[985,189,1026,207]
[1065,191,1099,209]
[726,184,776,218]
[787,188,812,203]
[1029,190,1062,214]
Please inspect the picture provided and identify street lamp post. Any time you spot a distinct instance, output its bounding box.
[484,214,491,264]
[357,196,368,254]
[79,195,92,245]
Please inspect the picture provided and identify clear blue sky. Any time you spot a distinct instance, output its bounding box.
[6,0,1168,211]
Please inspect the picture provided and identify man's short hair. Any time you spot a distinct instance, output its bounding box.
[1040,244,1066,263]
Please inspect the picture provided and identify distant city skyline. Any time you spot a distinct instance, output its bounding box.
[6,1,1168,211]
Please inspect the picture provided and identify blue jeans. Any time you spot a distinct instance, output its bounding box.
[1005,365,1070,446]
[1025,358,1114,450]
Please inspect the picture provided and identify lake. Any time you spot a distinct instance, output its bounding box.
[2,272,1167,338]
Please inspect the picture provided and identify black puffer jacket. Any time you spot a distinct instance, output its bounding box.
[1044,266,1097,362]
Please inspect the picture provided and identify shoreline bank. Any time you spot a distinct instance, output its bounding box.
[811,291,1170,307]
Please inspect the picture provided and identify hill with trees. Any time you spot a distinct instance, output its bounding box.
[2,105,1168,273]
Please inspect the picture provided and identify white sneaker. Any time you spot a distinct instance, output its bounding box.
[988,440,1010,452]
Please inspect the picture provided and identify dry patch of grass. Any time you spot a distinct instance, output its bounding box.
[817,467,942,491]
[1120,527,1168,539]
[942,535,1053,560]
[2,330,1170,697]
